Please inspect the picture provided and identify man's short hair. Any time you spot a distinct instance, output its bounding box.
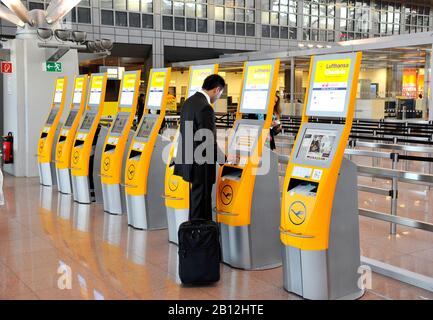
[202,74,226,91]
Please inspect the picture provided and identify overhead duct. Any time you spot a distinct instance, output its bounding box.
[1,0,32,25]
[0,5,24,27]
[45,0,82,25]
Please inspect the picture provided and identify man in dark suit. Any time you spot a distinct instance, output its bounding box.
[174,74,226,221]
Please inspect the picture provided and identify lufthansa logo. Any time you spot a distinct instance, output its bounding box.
[127,164,135,180]
[288,201,307,225]
[39,141,44,152]
[221,185,233,206]
[73,151,80,164]
[57,145,62,157]
[168,175,179,192]
[103,157,110,171]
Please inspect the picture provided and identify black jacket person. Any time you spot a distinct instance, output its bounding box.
[174,74,226,221]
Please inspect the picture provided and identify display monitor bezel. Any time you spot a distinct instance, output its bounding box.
[227,119,264,157]
[79,112,97,132]
[135,114,159,141]
[239,60,277,115]
[64,110,79,128]
[305,53,357,118]
[291,123,344,168]
[46,108,59,125]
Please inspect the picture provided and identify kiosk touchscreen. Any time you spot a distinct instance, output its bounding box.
[55,75,89,194]
[101,70,141,215]
[215,59,281,270]
[124,68,171,230]
[163,64,218,244]
[70,73,108,204]
[280,52,363,300]
[37,77,68,186]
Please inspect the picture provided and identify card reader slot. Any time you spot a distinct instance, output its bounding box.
[288,178,318,197]
[221,166,243,181]
[74,140,84,147]
[129,150,142,159]
[104,144,116,153]
[40,132,48,139]
[58,135,67,142]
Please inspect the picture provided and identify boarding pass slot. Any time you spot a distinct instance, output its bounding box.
[74,140,84,147]
[129,150,142,160]
[40,132,48,139]
[58,135,67,142]
[288,178,318,197]
[221,166,243,181]
[104,144,116,153]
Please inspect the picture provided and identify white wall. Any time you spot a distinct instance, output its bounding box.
[3,37,78,177]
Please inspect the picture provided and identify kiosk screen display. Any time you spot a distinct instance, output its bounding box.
[54,92,63,104]
[89,91,101,105]
[46,109,59,125]
[230,124,261,154]
[80,113,96,131]
[297,129,337,162]
[111,114,129,135]
[64,110,78,128]
[147,89,163,108]
[73,91,82,104]
[137,116,157,139]
[120,91,134,106]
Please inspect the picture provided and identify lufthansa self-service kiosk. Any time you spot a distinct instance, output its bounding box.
[280,52,363,300]
[164,64,218,244]
[216,59,281,270]
[55,75,89,194]
[101,71,141,214]
[124,68,171,230]
[70,73,108,204]
[38,77,68,186]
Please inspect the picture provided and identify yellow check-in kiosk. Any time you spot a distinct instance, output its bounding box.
[101,71,141,215]
[125,68,171,230]
[38,77,68,186]
[164,64,218,244]
[71,73,108,204]
[55,75,89,194]
[280,52,363,300]
[216,59,281,270]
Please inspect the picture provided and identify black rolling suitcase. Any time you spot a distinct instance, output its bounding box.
[178,220,220,285]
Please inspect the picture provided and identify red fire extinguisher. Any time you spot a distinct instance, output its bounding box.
[2,132,13,164]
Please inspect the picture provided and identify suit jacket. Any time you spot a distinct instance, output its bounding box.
[174,92,217,184]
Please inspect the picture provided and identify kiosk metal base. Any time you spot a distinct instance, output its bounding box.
[71,175,92,204]
[56,168,72,194]
[102,183,124,215]
[126,194,168,230]
[220,224,282,270]
[166,207,189,244]
[39,162,56,186]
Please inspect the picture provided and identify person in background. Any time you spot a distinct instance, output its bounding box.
[136,93,145,124]
[174,74,226,221]
[269,92,282,150]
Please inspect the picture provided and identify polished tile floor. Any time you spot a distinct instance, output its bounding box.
[0,173,432,300]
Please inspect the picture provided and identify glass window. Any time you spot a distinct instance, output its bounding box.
[128,0,140,11]
[270,12,278,25]
[235,8,244,21]
[245,0,254,8]
[215,7,224,20]
[246,9,254,23]
[236,0,244,7]
[174,17,185,30]
[162,0,172,15]
[262,25,270,37]
[226,0,235,7]
[280,5,288,13]
[215,21,225,34]
[280,13,288,25]
[101,10,114,25]
[129,12,141,27]
[289,27,296,39]
[186,18,196,32]
[101,0,113,9]
[142,14,153,28]
[29,2,44,10]
[197,4,207,18]
[236,23,245,36]
[77,7,91,24]
[261,11,269,24]
[280,26,289,38]
[115,11,128,26]
[141,0,153,13]
[162,16,173,29]
[186,3,195,17]
[114,0,127,11]
[246,23,255,36]
[198,19,207,33]
[271,25,279,38]
[226,7,235,21]
[226,22,235,35]
[173,2,184,16]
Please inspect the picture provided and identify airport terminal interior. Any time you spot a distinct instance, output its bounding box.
[2,0,433,301]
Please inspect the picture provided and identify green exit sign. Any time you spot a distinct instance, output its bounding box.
[43,61,62,73]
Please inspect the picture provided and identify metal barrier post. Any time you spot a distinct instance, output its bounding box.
[390,153,399,235]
